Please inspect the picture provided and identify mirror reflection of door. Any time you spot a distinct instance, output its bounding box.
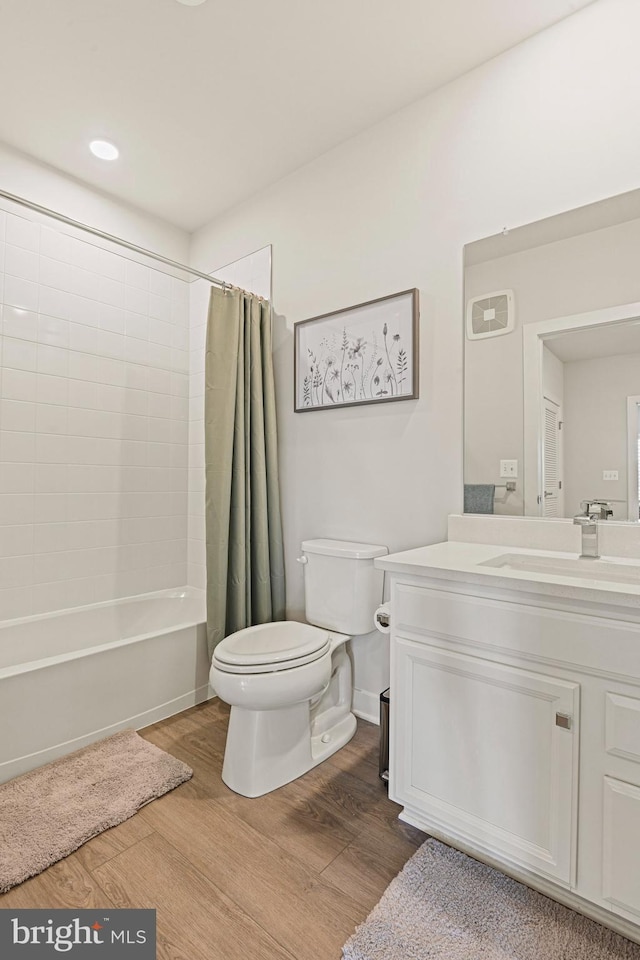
[542,397,563,517]
[627,396,640,520]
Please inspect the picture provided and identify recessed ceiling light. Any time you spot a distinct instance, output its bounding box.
[176,0,207,5]
[89,139,119,161]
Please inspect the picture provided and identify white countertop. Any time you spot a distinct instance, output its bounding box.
[376,540,640,610]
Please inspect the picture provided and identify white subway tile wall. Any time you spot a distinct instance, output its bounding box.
[0,206,190,619]
[187,248,271,592]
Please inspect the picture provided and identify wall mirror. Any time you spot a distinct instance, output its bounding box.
[464,187,640,522]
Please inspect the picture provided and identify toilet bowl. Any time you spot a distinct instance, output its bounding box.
[210,538,387,798]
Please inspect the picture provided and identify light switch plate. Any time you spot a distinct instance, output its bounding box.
[500,460,518,478]
[603,470,619,481]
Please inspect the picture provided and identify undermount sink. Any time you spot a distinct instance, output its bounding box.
[479,553,640,585]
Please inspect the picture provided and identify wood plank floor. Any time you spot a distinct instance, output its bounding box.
[0,700,426,959]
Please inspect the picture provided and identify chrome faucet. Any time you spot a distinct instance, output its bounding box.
[573,512,599,559]
[573,499,613,558]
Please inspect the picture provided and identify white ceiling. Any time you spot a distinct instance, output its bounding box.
[0,0,595,232]
[546,321,640,363]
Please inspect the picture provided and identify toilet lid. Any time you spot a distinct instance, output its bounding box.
[214,621,331,670]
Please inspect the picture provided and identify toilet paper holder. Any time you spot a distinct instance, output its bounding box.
[375,609,390,629]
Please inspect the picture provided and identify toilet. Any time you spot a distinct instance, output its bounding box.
[210,538,388,797]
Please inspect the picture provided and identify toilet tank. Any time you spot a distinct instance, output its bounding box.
[301,539,388,635]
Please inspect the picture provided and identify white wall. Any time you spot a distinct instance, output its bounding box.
[543,348,564,410]
[0,152,191,619]
[464,325,524,515]
[188,0,640,712]
[563,352,640,520]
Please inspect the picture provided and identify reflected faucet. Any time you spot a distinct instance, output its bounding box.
[581,499,613,521]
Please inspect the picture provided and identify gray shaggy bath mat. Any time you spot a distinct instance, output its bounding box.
[0,729,192,892]
[343,838,640,959]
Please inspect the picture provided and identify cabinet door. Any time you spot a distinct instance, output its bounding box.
[603,776,640,920]
[393,638,579,885]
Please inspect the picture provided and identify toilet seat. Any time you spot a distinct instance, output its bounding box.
[213,621,331,674]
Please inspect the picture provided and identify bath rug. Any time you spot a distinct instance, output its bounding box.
[343,838,640,959]
[0,729,192,893]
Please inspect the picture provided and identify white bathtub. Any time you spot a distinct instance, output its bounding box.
[0,588,210,783]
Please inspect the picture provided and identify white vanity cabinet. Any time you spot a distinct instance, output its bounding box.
[394,636,579,885]
[378,547,640,943]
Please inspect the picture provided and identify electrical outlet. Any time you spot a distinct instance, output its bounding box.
[603,470,619,481]
[500,460,518,478]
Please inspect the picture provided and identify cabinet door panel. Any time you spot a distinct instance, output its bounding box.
[605,693,640,764]
[603,776,640,919]
[394,638,579,885]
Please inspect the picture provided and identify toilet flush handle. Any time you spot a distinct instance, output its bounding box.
[296,556,308,564]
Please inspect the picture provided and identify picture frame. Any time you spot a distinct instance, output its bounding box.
[294,288,419,412]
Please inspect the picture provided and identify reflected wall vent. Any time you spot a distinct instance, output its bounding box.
[466,290,514,340]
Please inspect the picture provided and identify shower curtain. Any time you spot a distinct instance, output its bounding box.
[204,285,285,656]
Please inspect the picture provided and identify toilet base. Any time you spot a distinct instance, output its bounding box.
[310,711,357,765]
[221,703,357,798]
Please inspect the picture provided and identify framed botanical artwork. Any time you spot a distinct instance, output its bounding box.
[294,288,419,412]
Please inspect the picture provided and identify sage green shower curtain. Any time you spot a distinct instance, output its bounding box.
[204,285,285,656]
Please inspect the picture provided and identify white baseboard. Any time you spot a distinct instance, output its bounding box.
[352,688,380,725]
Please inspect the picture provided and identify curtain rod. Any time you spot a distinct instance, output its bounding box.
[0,187,226,288]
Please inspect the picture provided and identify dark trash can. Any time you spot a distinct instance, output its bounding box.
[379,687,390,783]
